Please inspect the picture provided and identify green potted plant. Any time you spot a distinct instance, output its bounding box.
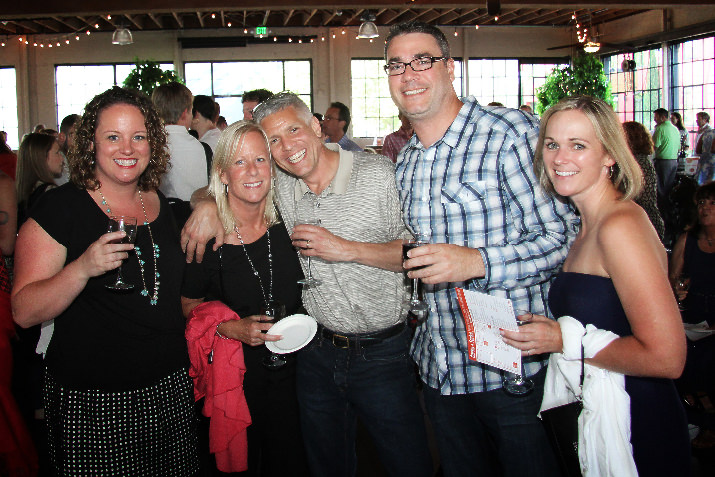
[122,58,182,97]
[536,53,612,115]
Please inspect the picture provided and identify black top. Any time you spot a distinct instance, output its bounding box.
[682,232,715,325]
[181,224,303,366]
[549,271,690,477]
[31,184,189,391]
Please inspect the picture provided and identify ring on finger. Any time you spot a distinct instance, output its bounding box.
[306,239,311,248]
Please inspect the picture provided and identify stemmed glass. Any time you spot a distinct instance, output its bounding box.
[106,216,137,290]
[502,309,535,395]
[675,275,690,311]
[261,300,287,370]
[296,219,322,289]
[402,234,429,318]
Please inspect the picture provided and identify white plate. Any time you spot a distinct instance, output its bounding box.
[265,314,318,354]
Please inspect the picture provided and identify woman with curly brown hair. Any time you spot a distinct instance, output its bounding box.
[623,121,665,239]
[11,86,198,476]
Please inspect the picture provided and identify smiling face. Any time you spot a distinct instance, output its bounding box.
[386,32,455,124]
[46,139,64,176]
[221,130,272,209]
[260,105,324,182]
[93,103,151,187]
[541,109,615,203]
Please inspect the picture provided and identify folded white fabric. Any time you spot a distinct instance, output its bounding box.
[539,316,638,477]
[36,319,54,356]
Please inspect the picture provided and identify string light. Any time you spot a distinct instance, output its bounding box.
[321,35,325,41]
[107,15,112,20]
[211,13,216,19]
[475,25,480,30]
[341,29,345,35]
[94,24,100,29]
[454,29,458,37]
[227,22,232,27]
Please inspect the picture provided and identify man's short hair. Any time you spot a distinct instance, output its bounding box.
[192,95,217,121]
[59,114,80,134]
[384,21,451,61]
[330,101,351,133]
[242,89,274,104]
[252,92,314,127]
[697,112,711,123]
[653,107,669,118]
[152,82,193,125]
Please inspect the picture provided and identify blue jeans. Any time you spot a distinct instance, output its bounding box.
[296,326,433,477]
[422,368,562,477]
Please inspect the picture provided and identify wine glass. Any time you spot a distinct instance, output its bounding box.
[261,300,287,370]
[402,234,429,318]
[502,309,535,396]
[675,275,690,311]
[106,216,137,291]
[296,219,322,289]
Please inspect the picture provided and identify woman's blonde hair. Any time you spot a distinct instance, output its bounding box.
[208,120,279,234]
[533,95,643,201]
[16,132,57,203]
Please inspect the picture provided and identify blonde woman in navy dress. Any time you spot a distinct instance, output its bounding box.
[501,96,690,476]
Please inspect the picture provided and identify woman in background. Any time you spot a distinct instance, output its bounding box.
[669,181,715,449]
[0,131,17,179]
[503,96,689,476]
[16,132,63,225]
[623,121,665,239]
[671,112,690,162]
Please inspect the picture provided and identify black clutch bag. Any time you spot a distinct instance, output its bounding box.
[540,344,584,477]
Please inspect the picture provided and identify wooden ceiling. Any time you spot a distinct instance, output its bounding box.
[1,1,702,37]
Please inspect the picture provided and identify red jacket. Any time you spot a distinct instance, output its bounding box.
[186,301,251,473]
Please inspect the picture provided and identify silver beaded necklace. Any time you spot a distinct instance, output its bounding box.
[98,189,160,305]
[234,225,272,306]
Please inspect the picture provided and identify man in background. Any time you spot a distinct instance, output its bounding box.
[242,89,274,120]
[191,95,221,152]
[152,82,209,202]
[322,101,363,152]
[695,111,715,184]
[652,107,681,199]
[382,111,413,163]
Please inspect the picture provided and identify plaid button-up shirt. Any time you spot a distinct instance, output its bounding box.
[395,97,579,395]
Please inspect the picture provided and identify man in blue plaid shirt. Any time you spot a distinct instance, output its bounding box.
[386,21,579,476]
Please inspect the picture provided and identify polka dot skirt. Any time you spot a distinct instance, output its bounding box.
[44,368,199,476]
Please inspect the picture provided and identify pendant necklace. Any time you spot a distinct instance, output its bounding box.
[98,189,161,305]
[234,225,272,306]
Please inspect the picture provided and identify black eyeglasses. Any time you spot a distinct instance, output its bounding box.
[384,56,447,76]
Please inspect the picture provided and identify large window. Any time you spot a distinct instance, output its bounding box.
[469,59,519,107]
[519,62,566,111]
[350,58,462,139]
[670,36,715,137]
[184,60,312,124]
[604,48,663,126]
[55,63,173,128]
[0,67,19,150]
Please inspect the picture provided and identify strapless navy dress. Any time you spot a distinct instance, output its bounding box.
[549,272,690,476]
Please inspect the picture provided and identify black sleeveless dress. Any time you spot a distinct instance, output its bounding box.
[549,272,690,477]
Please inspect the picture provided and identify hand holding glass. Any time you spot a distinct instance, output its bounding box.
[261,300,287,370]
[675,275,690,311]
[106,216,137,290]
[403,235,429,317]
[502,310,535,395]
[296,219,322,288]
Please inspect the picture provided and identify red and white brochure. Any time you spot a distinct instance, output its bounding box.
[455,288,521,373]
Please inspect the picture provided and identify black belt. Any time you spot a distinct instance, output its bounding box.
[319,322,406,349]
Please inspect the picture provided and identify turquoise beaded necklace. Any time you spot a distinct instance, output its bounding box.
[98,189,160,305]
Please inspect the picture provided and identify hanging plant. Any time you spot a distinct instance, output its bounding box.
[122,58,182,97]
[536,53,613,115]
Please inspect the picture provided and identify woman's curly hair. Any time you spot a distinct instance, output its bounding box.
[69,86,168,191]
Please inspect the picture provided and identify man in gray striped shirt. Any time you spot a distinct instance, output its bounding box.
[183,92,432,477]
